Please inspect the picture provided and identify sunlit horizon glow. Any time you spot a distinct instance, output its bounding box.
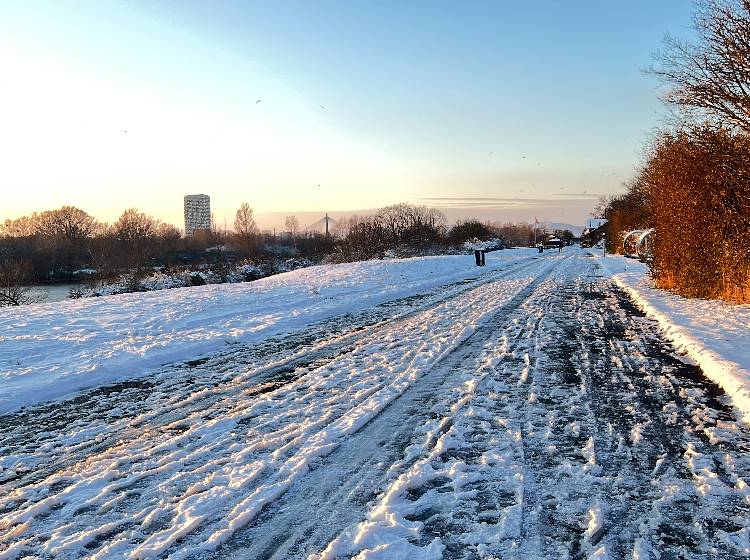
[1,1,695,230]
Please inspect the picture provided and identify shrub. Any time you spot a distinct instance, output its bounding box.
[643,126,750,302]
[189,273,207,286]
[449,220,493,244]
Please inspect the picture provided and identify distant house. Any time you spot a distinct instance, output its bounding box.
[584,218,608,231]
[580,220,608,247]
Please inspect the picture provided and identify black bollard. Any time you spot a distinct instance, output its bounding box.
[475,250,482,266]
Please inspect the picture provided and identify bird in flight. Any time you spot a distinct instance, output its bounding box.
[256,99,262,104]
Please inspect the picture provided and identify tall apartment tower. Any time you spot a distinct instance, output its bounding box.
[184,194,211,236]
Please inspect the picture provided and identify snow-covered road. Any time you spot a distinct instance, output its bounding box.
[1,252,749,559]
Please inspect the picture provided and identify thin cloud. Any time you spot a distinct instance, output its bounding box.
[552,192,599,198]
[416,196,596,208]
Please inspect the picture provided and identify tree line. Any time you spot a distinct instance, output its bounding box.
[331,203,571,262]
[0,205,332,292]
[0,199,566,305]
[598,0,750,303]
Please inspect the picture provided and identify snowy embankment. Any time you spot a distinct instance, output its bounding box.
[0,255,556,560]
[0,250,534,416]
[76,258,312,298]
[600,255,750,421]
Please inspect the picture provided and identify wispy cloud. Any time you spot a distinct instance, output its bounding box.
[552,192,599,198]
[416,195,597,209]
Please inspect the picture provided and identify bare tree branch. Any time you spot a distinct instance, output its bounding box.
[650,0,750,133]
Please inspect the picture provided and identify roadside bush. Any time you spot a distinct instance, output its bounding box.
[189,273,206,286]
[0,259,45,306]
[594,179,649,253]
[332,204,447,263]
[492,222,534,247]
[643,126,750,302]
[449,220,493,244]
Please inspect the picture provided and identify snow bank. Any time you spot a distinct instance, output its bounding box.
[599,255,750,422]
[74,259,311,298]
[0,251,535,415]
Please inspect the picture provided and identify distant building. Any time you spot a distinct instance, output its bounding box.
[584,218,608,232]
[580,220,608,247]
[184,194,211,236]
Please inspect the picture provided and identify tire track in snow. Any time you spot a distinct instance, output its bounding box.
[0,255,542,493]
[313,257,580,560]
[202,256,566,560]
[312,254,750,560]
[0,255,559,560]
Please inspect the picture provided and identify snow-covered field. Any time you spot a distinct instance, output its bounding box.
[600,256,750,422]
[1,248,749,559]
[0,250,536,415]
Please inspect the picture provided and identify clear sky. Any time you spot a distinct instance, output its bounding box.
[0,0,695,230]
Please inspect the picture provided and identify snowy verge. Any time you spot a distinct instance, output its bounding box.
[0,250,535,416]
[598,254,750,422]
[74,259,312,298]
[0,255,555,560]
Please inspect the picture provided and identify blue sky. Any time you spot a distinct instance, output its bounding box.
[0,0,695,228]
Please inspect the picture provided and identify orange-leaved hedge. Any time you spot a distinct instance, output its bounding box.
[643,127,750,302]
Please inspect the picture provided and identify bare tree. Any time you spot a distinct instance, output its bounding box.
[0,215,38,237]
[0,260,45,306]
[284,215,299,236]
[33,206,100,274]
[157,222,181,242]
[111,209,160,269]
[234,203,259,237]
[333,215,388,262]
[650,0,750,132]
[448,220,493,244]
[494,222,535,247]
[111,209,159,244]
[35,206,99,241]
[376,203,445,245]
[155,222,182,260]
[234,203,259,254]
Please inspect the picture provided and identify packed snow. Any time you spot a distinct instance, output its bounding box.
[1,253,557,559]
[0,250,535,415]
[600,255,750,422]
[1,248,749,560]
